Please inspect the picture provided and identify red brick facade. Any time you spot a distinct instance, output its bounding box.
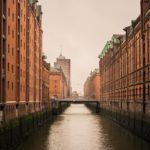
[54,54,71,97]
[0,0,43,122]
[49,67,68,99]
[42,61,50,109]
[84,69,100,100]
[99,1,150,121]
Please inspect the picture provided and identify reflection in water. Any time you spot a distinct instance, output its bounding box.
[18,104,150,150]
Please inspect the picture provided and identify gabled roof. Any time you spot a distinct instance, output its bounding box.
[99,34,124,59]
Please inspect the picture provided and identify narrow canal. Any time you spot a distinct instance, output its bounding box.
[18,104,150,150]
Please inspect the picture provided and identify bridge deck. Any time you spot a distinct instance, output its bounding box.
[56,99,100,103]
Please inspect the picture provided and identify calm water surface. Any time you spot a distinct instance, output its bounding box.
[18,104,150,150]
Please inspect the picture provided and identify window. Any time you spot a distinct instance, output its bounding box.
[24,43,25,49]
[12,13,14,22]
[12,82,14,91]
[24,29,25,36]
[136,88,137,97]
[8,81,9,89]
[12,65,14,73]
[8,8,10,16]
[12,30,14,38]
[24,57,25,64]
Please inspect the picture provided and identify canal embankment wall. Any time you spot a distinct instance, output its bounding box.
[0,103,69,150]
[86,102,150,143]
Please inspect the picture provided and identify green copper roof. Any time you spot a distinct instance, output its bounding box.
[29,0,34,6]
[99,41,113,59]
[98,34,124,59]
[36,5,41,17]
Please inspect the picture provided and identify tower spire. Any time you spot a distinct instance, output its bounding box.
[60,45,63,56]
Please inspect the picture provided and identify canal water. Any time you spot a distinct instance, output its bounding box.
[18,104,150,150]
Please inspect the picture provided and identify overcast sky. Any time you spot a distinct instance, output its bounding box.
[39,0,140,95]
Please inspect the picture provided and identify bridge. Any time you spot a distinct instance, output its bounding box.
[54,98,100,113]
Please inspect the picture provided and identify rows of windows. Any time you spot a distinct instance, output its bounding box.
[7,80,26,93]
[7,62,14,73]
[7,81,14,91]
[8,25,25,37]
[8,44,14,56]
[8,26,14,38]
[8,9,15,22]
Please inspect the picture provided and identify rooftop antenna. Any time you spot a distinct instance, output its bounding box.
[60,44,63,56]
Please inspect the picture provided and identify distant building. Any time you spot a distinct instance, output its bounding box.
[49,67,68,99]
[71,91,79,99]
[84,77,91,99]
[42,60,50,109]
[84,69,101,100]
[54,53,71,97]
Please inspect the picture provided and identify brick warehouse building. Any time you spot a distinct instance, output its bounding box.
[99,0,150,141]
[0,0,42,123]
[42,60,50,110]
[54,53,71,97]
[84,69,100,100]
[49,67,68,99]
[84,77,90,99]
